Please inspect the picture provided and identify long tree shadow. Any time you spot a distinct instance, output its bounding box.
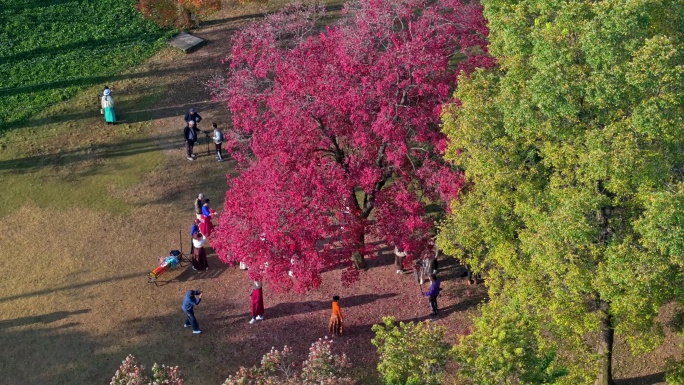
[614,372,665,385]
[0,134,181,174]
[0,309,90,330]
[0,310,128,385]
[0,272,144,304]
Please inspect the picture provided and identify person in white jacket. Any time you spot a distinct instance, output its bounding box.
[212,123,224,162]
[101,87,116,124]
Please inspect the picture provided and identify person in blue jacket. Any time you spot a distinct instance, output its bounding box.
[182,290,203,334]
[423,275,441,316]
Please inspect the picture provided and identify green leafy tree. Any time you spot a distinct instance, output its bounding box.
[438,0,684,384]
[371,317,451,385]
[453,297,568,384]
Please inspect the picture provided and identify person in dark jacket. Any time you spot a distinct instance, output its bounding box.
[184,108,202,126]
[182,290,203,334]
[423,275,441,316]
[183,120,200,160]
[190,218,200,254]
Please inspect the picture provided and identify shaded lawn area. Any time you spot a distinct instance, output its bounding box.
[0,0,173,131]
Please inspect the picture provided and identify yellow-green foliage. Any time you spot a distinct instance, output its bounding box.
[439,0,684,382]
[371,317,450,385]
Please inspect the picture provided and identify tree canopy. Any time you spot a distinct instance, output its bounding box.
[211,0,492,292]
[438,0,684,383]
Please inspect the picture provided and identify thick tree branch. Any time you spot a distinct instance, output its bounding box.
[312,115,349,173]
[362,142,391,218]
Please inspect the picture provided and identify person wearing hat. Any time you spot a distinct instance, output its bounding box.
[101,86,116,124]
[184,108,202,126]
[183,119,200,160]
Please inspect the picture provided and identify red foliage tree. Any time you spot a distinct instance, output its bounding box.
[136,0,220,29]
[210,0,494,292]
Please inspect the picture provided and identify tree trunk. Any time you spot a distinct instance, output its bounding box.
[352,224,367,270]
[177,5,194,29]
[595,300,614,385]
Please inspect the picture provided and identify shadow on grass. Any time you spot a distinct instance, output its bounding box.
[0,309,91,329]
[0,272,144,304]
[0,134,180,173]
[266,293,399,320]
[614,372,665,385]
[149,254,230,287]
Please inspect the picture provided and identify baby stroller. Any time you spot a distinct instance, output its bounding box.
[148,250,190,286]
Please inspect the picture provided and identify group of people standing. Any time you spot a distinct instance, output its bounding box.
[98,91,226,165]
[182,109,225,162]
[394,245,443,317]
[189,193,216,272]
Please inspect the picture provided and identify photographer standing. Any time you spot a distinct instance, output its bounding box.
[182,290,203,334]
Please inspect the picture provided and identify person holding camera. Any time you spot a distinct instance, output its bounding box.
[182,290,203,334]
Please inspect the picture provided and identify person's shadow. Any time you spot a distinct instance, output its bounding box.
[223,293,399,321]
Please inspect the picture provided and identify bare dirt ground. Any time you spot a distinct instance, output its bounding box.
[0,1,680,384]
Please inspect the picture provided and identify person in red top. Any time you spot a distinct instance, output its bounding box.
[249,281,264,324]
[329,295,343,335]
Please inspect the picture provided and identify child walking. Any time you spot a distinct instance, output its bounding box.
[328,295,343,335]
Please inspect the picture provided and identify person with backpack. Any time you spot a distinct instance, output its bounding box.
[183,120,200,160]
[212,123,224,162]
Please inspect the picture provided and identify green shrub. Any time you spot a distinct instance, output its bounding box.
[371,317,451,385]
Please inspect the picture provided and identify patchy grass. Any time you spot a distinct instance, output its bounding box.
[0,79,168,216]
[0,0,172,131]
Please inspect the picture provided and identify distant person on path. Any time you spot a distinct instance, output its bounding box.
[184,120,200,160]
[101,87,116,124]
[200,198,215,237]
[249,281,264,324]
[184,108,202,126]
[182,289,203,334]
[191,232,209,271]
[190,218,200,254]
[195,193,205,219]
[212,123,224,162]
[328,295,343,335]
[423,275,441,316]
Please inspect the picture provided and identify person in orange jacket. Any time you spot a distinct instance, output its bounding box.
[329,295,343,335]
